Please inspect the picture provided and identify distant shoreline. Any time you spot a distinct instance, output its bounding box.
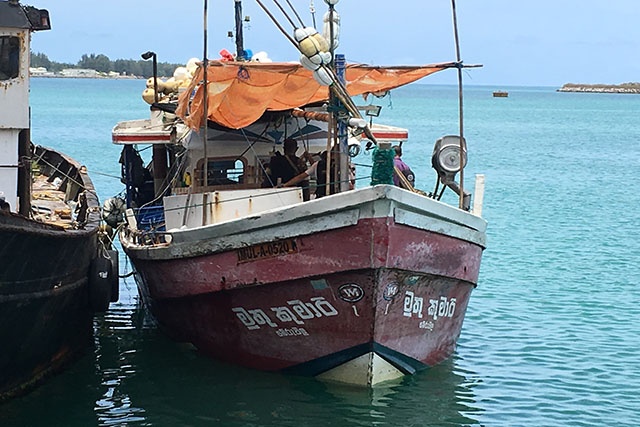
[31,74,143,80]
[557,83,640,94]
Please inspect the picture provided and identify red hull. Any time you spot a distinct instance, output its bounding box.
[143,267,474,373]
[126,204,484,384]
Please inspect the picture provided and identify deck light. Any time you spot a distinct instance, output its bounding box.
[432,135,467,182]
[141,51,158,103]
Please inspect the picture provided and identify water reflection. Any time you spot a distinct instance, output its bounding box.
[317,360,483,426]
[93,289,151,426]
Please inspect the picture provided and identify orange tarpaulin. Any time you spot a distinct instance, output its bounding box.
[176,61,456,130]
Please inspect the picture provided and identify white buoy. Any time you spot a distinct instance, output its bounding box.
[173,66,190,81]
[300,54,321,71]
[323,10,340,49]
[186,57,200,75]
[313,67,333,86]
[251,51,272,62]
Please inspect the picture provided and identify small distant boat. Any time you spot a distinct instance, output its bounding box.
[0,1,117,401]
[110,0,487,387]
[493,90,508,97]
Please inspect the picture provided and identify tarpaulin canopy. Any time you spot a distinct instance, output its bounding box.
[176,61,457,130]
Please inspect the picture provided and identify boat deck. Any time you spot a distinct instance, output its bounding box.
[30,175,75,228]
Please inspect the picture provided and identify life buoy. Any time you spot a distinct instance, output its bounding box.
[107,249,119,303]
[89,255,112,312]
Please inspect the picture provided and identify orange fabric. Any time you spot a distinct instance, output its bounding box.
[176,61,455,130]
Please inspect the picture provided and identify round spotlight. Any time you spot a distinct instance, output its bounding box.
[432,135,467,178]
[437,145,465,173]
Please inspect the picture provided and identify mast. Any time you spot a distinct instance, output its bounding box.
[202,0,209,188]
[327,1,342,194]
[235,0,245,60]
[335,53,349,192]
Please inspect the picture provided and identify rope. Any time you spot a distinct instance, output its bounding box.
[135,148,188,211]
[36,155,97,198]
[90,170,122,180]
[272,0,299,28]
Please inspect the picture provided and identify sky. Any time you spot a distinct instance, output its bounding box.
[26,0,640,87]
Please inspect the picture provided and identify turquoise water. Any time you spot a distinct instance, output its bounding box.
[2,78,640,426]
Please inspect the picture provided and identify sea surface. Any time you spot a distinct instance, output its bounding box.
[2,78,639,426]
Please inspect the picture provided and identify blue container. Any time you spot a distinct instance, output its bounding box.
[137,206,165,231]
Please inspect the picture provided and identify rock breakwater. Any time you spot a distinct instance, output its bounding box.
[558,83,640,94]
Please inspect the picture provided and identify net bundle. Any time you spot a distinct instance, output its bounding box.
[370,145,394,185]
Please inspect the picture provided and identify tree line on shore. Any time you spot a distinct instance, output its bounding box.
[30,52,183,78]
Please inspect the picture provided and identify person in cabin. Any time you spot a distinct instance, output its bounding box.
[265,138,311,200]
[118,146,154,207]
[281,151,336,199]
[348,163,356,190]
[392,145,415,189]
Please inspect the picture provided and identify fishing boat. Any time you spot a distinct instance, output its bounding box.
[111,0,486,386]
[493,90,508,97]
[0,1,117,400]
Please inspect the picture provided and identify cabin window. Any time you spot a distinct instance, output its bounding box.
[196,158,245,186]
[0,36,20,81]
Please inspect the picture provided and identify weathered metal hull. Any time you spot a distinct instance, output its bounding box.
[0,148,101,401]
[123,185,486,386]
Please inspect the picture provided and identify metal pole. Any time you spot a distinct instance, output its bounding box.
[335,53,349,192]
[451,0,465,210]
[17,129,31,216]
[235,0,245,60]
[202,0,209,189]
[152,54,158,103]
[309,0,316,28]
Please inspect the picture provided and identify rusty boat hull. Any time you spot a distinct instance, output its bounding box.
[122,185,486,386]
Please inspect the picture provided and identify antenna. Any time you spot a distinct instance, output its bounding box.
[309,0,316,27]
